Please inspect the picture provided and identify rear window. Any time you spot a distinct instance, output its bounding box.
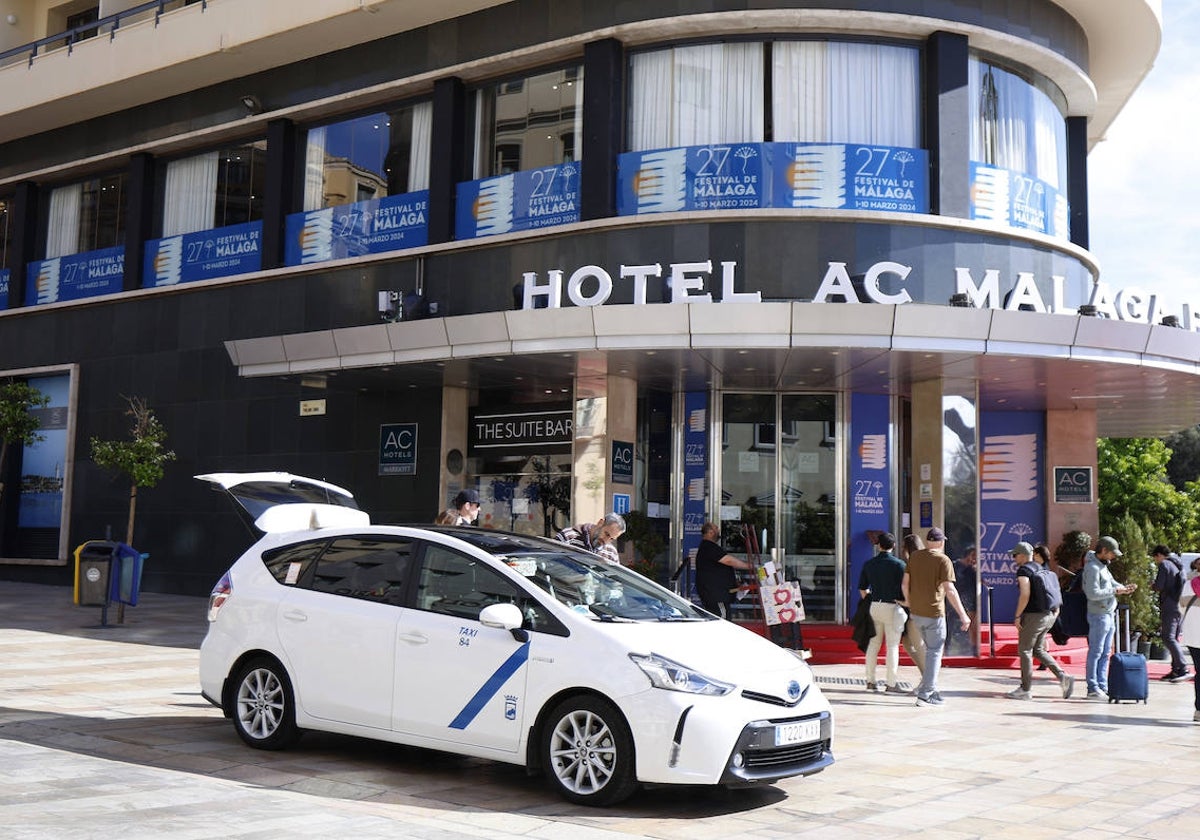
[262,540,327,585]
[309,537,416,606]
[230,479,360,520]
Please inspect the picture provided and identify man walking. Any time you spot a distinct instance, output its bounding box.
[1151,545,1191,682]
[1006,542,1074,700]
[903,527,971,707]
[1082,536,1137,700]
[858,532,909,694]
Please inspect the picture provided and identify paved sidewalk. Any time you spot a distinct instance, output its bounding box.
[1,580,1198,839]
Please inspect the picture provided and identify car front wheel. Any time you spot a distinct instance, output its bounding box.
[543,695,638,806]
[231,656,300,750]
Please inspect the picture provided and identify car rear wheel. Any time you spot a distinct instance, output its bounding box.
[231,656,300,750]
[543,695,638,806]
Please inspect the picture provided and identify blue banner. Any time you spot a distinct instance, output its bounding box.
[455,164,580,240]
[848,393,892,615]
[682,392,709,601]
[0,268,9,309]
[978,411,1046,622]
[144,220,262,287]
[26,246,124,305]
[969,162,1069,239]
[285,191,429,266]
[617,142,928,216]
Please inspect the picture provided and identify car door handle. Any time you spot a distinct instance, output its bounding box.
[282,610,307,622]
[397,631,428,645]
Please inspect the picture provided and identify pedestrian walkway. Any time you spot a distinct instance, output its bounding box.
[2,581,1198,838]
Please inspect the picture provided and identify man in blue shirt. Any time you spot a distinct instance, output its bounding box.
[857,532,909,694]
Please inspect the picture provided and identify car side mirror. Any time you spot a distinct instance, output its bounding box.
[479,602,524,631]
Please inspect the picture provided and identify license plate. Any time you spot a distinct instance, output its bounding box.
[774,719,821,747]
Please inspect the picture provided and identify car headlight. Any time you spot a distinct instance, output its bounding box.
[629,653,734,696]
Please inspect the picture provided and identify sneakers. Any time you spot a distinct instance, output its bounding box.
[1085,690,1107,701]
[1167,670,1192,683]
[1060,673,1075,699]
[865,681,878,692]
[915,692,945,707]
[884,684,907,695]
[1005,687,1032,700]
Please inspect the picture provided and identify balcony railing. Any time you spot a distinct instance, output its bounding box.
[0,0,206,68]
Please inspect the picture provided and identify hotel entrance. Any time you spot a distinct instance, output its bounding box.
[715,393,841,623]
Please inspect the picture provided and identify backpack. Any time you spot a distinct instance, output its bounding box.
[1039,564,1063,611]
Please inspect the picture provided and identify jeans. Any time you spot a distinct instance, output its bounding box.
[1190,647,1200,711]
[1161,611,1186,673]
[865,601,907,686]
[911,614,946,697]
[1086,611,1115,694]
[1017,610,1063,690]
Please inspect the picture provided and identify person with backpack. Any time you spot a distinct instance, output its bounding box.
[1006,542,1074,700]
[1151,545,1191,682]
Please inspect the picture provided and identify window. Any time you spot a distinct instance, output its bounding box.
[628,40,920,151]
[309,537,415,606]
[303,102,432,211]
[64,6,99,46]
[416,544,558,631]
[969,56,1067,189]
[473,66,583,178]
[6,372,72,560]
[0,195,11,270]
[45,172,125,258]
[262,540,326,586]
[161,142,266,236]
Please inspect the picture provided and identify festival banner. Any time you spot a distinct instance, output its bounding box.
[144,220,262,287]
[0,268,9,309]
[454,164,580,240]
[969,162,1069,239]
[978,410,1046,622]
[617,142,928,216]
[681,391,709,602]
[848,393,892,615]
[25,246,124,305]
[284,191,429,266]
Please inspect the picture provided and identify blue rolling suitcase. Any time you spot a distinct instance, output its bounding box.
[1108,604,1148,704]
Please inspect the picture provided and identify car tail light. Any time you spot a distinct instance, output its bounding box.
[207,572,232,622]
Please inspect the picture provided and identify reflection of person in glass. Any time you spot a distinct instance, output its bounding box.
[694,522,755,618]
[946,546,978,655]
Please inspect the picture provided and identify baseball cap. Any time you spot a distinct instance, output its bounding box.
[453,488,481,507]
[1096,535,1122,556]
[925,527,946,542]
[1010,541,1033,558]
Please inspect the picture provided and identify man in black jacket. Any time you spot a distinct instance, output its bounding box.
[1152,545,1190,682]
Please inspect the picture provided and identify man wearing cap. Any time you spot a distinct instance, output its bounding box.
[1081,536,1137,700]
[436,489,481,526]
[1007,542,1074,700]
[1150,545,1191,683]
[902,527,971,707]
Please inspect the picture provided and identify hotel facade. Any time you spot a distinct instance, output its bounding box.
[0,1,1189,647]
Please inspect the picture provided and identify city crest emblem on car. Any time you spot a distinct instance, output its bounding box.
[787,680,801,701]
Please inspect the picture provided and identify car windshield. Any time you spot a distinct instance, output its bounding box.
[499,549,708,622]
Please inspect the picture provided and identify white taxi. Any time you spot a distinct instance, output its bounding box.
[197,472,833,806]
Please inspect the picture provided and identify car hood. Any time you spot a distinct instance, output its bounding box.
[608,618,811,691]
[195,471,369,534]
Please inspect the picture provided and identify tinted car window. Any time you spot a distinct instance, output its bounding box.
[262,540,326,585]
[310,537,415,606]
[417,544,564,634]
[228,478,360,520]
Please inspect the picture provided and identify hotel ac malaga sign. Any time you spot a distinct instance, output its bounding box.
[519,258,1199,329]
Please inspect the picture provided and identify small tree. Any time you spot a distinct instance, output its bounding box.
[0,381,50,506]
[91,396,176,548]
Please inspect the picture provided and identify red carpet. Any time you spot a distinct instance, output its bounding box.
[738,621,1183,677]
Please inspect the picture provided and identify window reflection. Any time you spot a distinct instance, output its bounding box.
[969,56,1067,189]
[474,66,583,177]
[943,391,979,656]
[162,142,267,236]
[46,173,125,258]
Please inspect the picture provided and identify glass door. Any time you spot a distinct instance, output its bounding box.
[718,393,838,623]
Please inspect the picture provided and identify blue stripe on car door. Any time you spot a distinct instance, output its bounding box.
[448,642,530,729]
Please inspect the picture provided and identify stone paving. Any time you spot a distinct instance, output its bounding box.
[1,580,1198,839]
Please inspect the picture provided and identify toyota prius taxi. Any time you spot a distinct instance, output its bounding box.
[197,472,833,806]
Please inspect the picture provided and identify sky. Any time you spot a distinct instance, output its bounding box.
[1087,3,1200,313]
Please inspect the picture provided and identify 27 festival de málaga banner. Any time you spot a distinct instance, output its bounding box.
[681,391,709,601]
[144,221,262,287]
[847,393,892,615]
[455,163,580,240]
[0,268,8,309]
[617,142,928,215]
[978,410,1046,622]
[970,162,1069,239]
[285,191,429,266]
[25,246,124,305]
